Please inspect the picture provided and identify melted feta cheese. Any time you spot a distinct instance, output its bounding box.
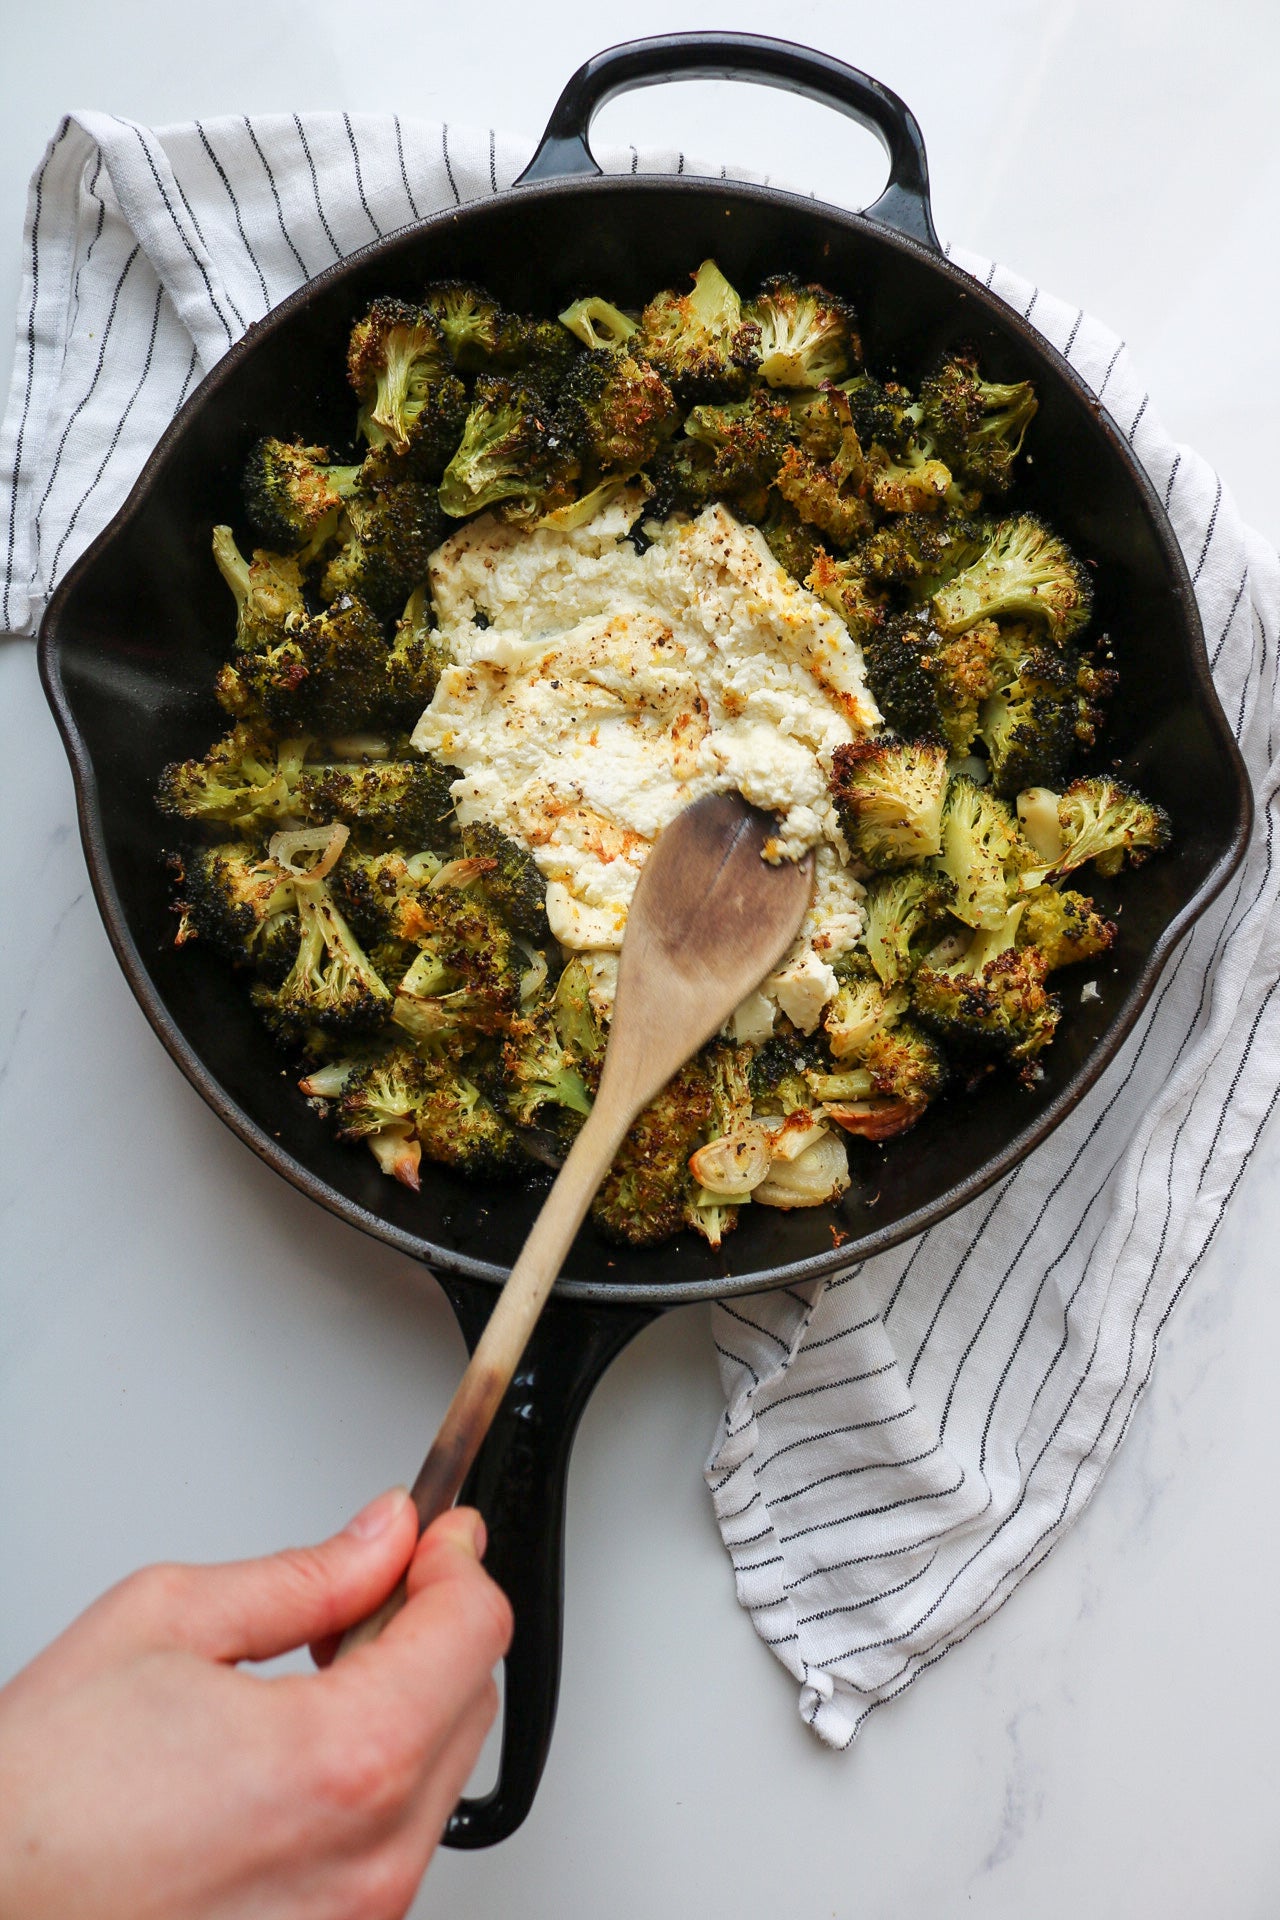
[413,498,880,1028]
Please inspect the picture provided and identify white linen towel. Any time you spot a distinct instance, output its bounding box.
[4,110,1277,1751]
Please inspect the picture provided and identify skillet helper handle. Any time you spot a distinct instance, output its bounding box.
[437,1277,657,1849]
[515,30,940,251]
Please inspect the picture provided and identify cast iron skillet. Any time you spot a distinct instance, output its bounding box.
[39,34,1252,1846]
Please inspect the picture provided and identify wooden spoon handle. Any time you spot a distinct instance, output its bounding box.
[337,1095,633,1654]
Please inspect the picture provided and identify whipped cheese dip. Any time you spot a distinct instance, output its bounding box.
[412,495,882,1036]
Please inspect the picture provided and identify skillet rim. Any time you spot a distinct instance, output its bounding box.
[37,171,1255,1306]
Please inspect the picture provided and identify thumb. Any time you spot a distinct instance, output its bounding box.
[137,1487,419,1664]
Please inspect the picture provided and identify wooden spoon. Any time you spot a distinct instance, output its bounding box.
[339,793,813,1652]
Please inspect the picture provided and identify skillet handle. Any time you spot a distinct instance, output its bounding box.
[434,1272,658,1849]
[515,31,939,251]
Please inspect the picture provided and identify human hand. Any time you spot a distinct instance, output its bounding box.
[0,1492,512,1920]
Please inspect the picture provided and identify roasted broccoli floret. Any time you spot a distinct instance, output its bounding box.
[824,965,911,1059]
[555,348,680,474]
[411,1061,524,1178]
[644,437,717,520]
[328,848,442,946]
[634,259,761,400]
[382,585,452,723]
[810,1019,948,1106]
[758,498,826,585]
[744,275,860,389]
[1016,885,1116,969]
[241,439,362,551]
[333,1046,432,1187]
[438,376,578,521]
[866,439,953,514]
[319,478,444,620]
[839,373,914,453]
[295,757,455,847]
[167,842,298,977]
[423,280,577,380]
[748,1025,826,1115]
[934,775,1028,929]
[979,643,1116,797]
[860,867,957,985]
[916,618,1014,757]
[221,593,389,735]
[347,298,457,457]
[459,819,548,940]
[335,1043,520,1180]
[157,727,310,827]
[211,526,307,655]
[253,878,392,1041]
[558,295,639,350]
[390,880,522,1043]
[912,910,1060,1065]
[830,737,949,870]
[931,515,1092,645]
[552,956,607,1071]
[918,352,1038,493]
[500,1003,593,1128]
[838,609,942,735]
[1023,777,1172,883]
[805,549,889,648]
[591,1060,714,1247]
[774,429,873,548]
[861,510,986,589]
[681,390,794,508]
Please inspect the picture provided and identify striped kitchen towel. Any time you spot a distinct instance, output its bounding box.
[4,110,1277,1750]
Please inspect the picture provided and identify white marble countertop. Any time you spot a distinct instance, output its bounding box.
[4,3,1280,1913]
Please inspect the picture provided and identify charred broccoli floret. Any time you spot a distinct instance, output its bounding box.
[748,1025,827,1115]
[438,376,578,521]
[839,374,914,453]
[328,848,443,946]
[390,879,522,1043]
[830,736,949,870]
[860,867,957,985]
[157,727,310,828]
[500,1002,593,1128]
[459,820,548,940]
[1022,777,1172,884]
[346,298,456,457]
[861,510,986,588]
[382,585,452,722]
[423,280,577,380]
[222,594,389,735]
[1016,886,1116,969]
[211,526,307,655]
[774,430,873,548]
[555,348,680,474]
[918,352,1039,493]
[295,757,455,847]
[805,550,889,649]
[810,1019,948,1105]
[912,910,1060,1065]
[241,439,362,551]
[335,1044,520,1180]
[681,389,794,513]
[866,439,953,514]
[319,478,444,620]
[552,956,607,1072]
[758,498,826,585]
[824,964,911,1059]
[745,275,861,389]
[253,878,392,1041]
[168,841,298,977]
[558,295,639,351]
[932,515,1092,645]
[591,1060,714,1247]
[845,609,944,735]
[934,775,1028,929]
[332,1046,433,1187]
[644,438,717,520]
[916,618,1014,757]
[635,260,761,400]
[979,643,1116,797]
[412,1061,523,1178]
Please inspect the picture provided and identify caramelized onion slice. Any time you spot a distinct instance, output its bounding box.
[268,821,349,881]
[823,1097,925,1141]
[755,1132,850,1209]
[688,1128,774,1199]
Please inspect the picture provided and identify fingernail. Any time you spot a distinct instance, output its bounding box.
[468,1512,487,1559]
[345,1486,409,1541]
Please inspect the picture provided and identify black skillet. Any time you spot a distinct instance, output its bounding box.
[38,33,1252,1847]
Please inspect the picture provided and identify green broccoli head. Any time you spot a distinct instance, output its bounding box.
[555,348,681,475]
[931,515,1092,645]
[680,389,795,513]
[295,756,455,848]
[167,841,298,979]
[347,298,452,454]
[253,879,392,1042]
[1016,885,1116,970]
[912,910,1060,1066]
[319,478,445,620]
[644,437,718,520]
[745,274,861,389]
[918,352,1039,493]
[934,775,1029,930]
[388,872,523,1043]
[830,736,949,870]
[211,526,308,656]
[979,643,1117,798]
[861,510,987,589]
[591,1059,714,1247]
[438,376,579,521]
[459,819,549,940]
[838,374,916,454]
[156,727,311,828]
[635,259,761,400]
[241,439,362,551]
[335,1043,520,1182]
[860,867,958,985]
[866,439,954,515]
[1047,777,1172,880]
